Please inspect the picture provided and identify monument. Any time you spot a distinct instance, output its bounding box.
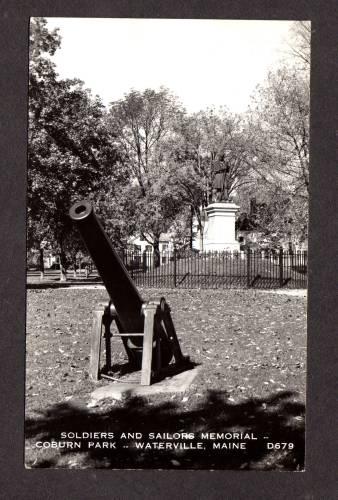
[203,163,240,252]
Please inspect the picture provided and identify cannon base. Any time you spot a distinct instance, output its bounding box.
[90,298,187,386]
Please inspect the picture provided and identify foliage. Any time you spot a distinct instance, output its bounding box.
[243,64,310,244]
[253,187,308,246]
[167,108,253,248]
[27,19,311,260]
[28,18,121,268]
[287,21,311,68]
[248,66,310,196]
[173,108,253,200]
[238,21,311,245]
[107,88,186,257]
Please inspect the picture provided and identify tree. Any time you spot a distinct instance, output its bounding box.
[241,20,311,246]
[167,108,253,249]
[237,181,309,248]
[287,21,311,69]
[245,63,310,244]
[107,88,185,263]
[28,18,122,275]
[28,18,61,274]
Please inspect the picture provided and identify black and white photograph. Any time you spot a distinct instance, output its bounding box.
[25,18,310,470]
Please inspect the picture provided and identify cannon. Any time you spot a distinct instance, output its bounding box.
[69,200,187,385]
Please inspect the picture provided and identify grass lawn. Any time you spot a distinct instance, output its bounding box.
[25,287,307,470]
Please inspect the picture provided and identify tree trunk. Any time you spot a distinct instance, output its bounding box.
[153,239,161,268]
[39,246,45,280]
[73,258,77,278]
[200,228,204,252]
[59,248,67,282]
[189,205,193,249]
[198,211,204,252]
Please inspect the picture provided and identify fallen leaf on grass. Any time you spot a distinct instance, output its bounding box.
[171,460,180,466]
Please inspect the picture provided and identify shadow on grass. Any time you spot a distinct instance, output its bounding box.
[102,359,198,383]
[25,390,305,470]
[27,277,103,290]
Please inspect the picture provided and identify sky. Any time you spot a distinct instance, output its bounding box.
[45,18,294,114]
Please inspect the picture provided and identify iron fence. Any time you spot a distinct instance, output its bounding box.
[27,249,307,289]
[119,249,307,289]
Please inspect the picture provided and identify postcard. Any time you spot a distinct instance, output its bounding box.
[25,18,309,470]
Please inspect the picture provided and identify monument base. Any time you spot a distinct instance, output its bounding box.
[203,241,240,252]
[203,202,240,252]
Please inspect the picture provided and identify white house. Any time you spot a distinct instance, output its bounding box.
[127,234,175,266]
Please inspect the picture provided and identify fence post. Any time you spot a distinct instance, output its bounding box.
[246,249,251,287]
[279,248,284,287]
[173,248,177,288]
[130,251,134,279]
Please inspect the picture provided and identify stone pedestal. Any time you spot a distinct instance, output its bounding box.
[203,202,240,251]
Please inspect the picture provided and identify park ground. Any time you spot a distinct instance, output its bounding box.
[25,286,307,470]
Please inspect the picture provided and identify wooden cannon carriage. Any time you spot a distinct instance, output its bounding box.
[69,200,188,386]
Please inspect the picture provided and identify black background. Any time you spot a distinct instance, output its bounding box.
[0,1,337,498]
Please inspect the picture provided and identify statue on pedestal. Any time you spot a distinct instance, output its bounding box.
[211,162,231,203]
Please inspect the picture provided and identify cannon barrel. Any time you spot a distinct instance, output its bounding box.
[69,200,144,334]
[69,200,173,369]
